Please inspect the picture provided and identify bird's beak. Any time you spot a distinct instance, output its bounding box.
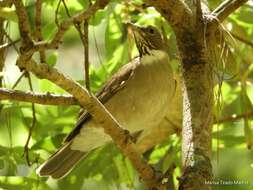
[126,22,144,40]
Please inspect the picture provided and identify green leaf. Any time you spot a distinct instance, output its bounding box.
[46,52,58,67]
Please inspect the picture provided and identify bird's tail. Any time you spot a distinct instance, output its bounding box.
[36,142,86,178]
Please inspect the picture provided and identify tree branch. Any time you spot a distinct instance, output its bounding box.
[231,32,253,48]
[208,0,248,31]
[23,74,36,166]
[0,88,79,105]
[16,57,160,190]
[83,20,90,91]
[156,2,213,190]
[13,0,32,43]
[35,0,46,63]
[215,111,253,124]
[144,0,192,29]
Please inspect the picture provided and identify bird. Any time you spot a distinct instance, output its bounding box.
[36,23,176,178]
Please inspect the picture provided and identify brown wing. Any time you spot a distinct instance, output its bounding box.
[64,58,140,143]
[37,143,85,178]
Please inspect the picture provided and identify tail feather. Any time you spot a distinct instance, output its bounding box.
[36,143,86,178]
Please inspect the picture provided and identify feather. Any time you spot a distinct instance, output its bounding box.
[36,142,85,178]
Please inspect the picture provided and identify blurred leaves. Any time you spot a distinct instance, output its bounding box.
[0,0,253,190]
[0,7,18,22]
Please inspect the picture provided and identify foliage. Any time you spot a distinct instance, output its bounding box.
[0,0,253,190]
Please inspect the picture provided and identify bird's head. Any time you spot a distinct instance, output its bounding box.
[127,23,165,57]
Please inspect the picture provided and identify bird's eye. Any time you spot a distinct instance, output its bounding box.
[148,28,155,34]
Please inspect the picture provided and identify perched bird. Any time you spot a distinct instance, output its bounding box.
[37,23,175,178]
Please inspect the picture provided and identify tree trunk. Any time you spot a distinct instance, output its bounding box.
[145,1,214,189]
[175,3,214,190]
[177,30,213,190]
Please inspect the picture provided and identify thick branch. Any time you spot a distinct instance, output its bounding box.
[213,0,248,22]
[208,0,248,31]
[139,1,192,30]
[167,2,213,190]
[16,57,160,190]
[0,88,78,105]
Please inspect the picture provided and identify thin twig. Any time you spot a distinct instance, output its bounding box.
[11,71,26,89]
[0,39,20,51]
[215,111,253,124]
[61,0,90,90]
[3,30,19,52]
[55,0,62,27]
[23,73,37,166]
[35,0,46,63]
[231,32,253,48]
[83,20,90,91]
[0,88,79,105]
[49,0,109,49]
[32,0,109,52]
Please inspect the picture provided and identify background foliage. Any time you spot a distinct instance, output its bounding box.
[0,0,253,189]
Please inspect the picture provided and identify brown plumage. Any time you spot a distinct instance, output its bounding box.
[37,24,175,178]
[37,143,85,178]
[37,59,140,178]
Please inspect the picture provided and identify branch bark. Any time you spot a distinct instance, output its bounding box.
[35,0,46,63]
[144,0,191,29]
[208,0,248,32]
[13,0,32,44]
[0,88,79,105]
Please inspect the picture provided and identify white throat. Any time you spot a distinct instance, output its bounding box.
[140,50,169,65]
